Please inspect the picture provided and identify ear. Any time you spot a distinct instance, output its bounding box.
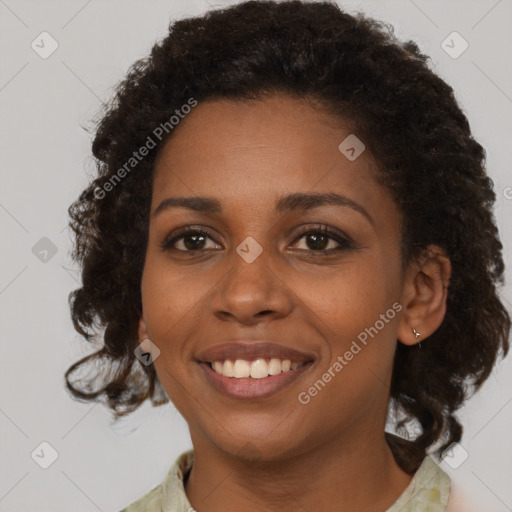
[138,314,150,342]
[397,245,451,346]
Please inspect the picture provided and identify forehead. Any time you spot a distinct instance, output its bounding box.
[151,95,388,219]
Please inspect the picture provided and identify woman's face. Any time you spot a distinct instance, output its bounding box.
[139,94,408,460]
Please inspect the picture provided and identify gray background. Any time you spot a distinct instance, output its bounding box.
[0,0,511,510]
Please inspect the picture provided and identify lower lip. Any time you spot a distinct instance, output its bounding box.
[199,361,314,400]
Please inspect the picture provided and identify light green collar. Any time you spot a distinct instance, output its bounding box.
[121,449,450,512]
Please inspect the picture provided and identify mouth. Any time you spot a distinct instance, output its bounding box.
[199,359,315,400]
[207,357,310,378]
[196,341,316,400]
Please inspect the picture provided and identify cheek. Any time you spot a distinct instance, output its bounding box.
[295,255,397,330]
[296,257,400,385]
[141,256,206,339]
[141,261,200,414]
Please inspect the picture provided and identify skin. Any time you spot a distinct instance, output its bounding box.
[138,94,451,512]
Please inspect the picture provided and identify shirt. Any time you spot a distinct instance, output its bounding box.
[120,449,451,512]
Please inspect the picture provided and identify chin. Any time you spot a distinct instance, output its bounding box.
[209,429,305,463]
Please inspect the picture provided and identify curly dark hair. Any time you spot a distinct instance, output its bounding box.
[64,0,510,472]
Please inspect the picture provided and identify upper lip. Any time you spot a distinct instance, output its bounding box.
[196,341,315,363]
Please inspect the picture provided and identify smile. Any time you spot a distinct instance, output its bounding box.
[210,358,305,378]
[199,358,315,400]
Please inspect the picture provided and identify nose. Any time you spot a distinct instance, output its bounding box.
[210,245,294,325]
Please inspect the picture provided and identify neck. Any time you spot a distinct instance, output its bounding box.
[185,427,414,512]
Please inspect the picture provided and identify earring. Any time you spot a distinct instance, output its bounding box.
[412,328,421,339]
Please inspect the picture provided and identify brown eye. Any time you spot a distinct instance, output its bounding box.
[159,224,354,255]
[291,225,353,253]
[296,232,337,251]
[160,228,220,252]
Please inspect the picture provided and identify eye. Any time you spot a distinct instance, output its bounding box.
[290,224,353,253]
[159,224,354,254]
[159,226,220,252]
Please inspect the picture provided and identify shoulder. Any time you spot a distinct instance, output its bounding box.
[386,455,451,512]
[118,449,194,512]
[119,484,162,512]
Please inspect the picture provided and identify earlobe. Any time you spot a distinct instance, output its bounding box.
[397,245,451,346]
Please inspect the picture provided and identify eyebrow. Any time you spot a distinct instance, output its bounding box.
[153,192,373,225]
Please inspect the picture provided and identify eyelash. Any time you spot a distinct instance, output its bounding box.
[159,224,354,255]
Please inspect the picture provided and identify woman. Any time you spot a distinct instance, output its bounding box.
[64,1,510,511]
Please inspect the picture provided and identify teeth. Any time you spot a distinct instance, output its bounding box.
[250,359,268,379]
[233,360,250,378]
[211,358,302,378]
[268,358,282,375]
[223,359,234,377]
